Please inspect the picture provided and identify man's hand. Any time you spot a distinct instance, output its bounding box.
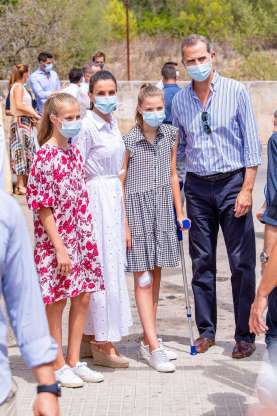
[249,293,269,335]
[234,189,252,218]
[33,393,59,416]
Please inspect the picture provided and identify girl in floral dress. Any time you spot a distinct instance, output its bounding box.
[27,93,105,388]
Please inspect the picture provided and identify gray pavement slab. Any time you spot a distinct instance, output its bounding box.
[6,147,268,415]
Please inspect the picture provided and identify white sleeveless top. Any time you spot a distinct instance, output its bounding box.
[10,82,32,116]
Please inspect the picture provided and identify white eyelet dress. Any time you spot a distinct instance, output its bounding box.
[123,124,180,272]
[75,111,132,342]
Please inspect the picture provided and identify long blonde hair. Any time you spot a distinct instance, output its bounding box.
[38,93,79,146]
[135,83,164,130]
[9,64,28,88]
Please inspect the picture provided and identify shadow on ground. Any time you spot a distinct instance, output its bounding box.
[201,392,250,416]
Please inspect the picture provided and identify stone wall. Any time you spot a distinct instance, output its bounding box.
[1,80,276,142]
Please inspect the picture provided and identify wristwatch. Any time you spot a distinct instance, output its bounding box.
[37,382,62,397]
[260,250,269,264]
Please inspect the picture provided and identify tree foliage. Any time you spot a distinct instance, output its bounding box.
[0,0,276,79]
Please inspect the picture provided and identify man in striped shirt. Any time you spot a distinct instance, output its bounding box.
[172,34,261,359]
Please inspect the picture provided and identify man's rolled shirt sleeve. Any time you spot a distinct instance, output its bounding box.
[2,200,57,368]
[237,86,262,167]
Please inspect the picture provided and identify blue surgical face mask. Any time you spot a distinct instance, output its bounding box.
[44,63,53,73]
[143,110,165,128]
[59,119,82,139]
[186,62,212,82]
[94,96,117,114]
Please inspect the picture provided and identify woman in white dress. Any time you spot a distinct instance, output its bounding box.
[76,70,132,368]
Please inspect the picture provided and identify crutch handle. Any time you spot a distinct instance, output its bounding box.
[183,219,191,230]
[177,219,191,241]
[190,345,197,355]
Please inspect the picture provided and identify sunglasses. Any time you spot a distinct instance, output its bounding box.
[201,111,212,134]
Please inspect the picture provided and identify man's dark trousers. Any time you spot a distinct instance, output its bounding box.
[184,170,256,343]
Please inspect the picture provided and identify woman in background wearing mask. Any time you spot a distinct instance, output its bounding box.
[27,93,105,387]
[76,71,132,368]
[9,64,40,195]
[121,84,185,373]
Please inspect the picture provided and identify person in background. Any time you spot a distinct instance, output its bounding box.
[62,68,88,117]
[251,108,277,375]
[91,51,106,69]
[62,68,83,98]
[27,93,105,388]
[156,61,179,90]
[9,64,40,195]
[172,34,261,358]
[161,64,181,125]
[5,89,13,117]
[0,190,60,416]
[80,63,102,97]
[80,64,102,113]
[75,71,132,368]
[121,84,185,373]
[29,52,61,114]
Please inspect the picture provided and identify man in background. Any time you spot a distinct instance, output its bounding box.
[62,68,89,117]
[80,63,102,96]
[91,51,106,69]
[161,64,180,125]
[29,52,60,114]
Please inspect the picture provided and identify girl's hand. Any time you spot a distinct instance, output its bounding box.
[56,246,72,275]
[125,224,132,250]
[177,215,190,230]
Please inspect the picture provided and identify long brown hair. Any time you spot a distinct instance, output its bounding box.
[135,83,164,130]
[9,64,29,88]
[38,93,79,146]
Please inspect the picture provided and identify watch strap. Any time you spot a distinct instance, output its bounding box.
[37,382,61,397]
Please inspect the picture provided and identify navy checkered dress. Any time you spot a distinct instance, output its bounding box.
[123,124,180,272]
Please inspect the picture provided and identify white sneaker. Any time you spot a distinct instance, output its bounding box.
[72,361,104,383]
[55,365,84,388]
[149,347,176,373]
[139,340,151,362]
[139,340,177,361]
[158,338,178,361]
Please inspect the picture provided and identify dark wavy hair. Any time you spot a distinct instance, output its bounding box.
[89,70,117,94]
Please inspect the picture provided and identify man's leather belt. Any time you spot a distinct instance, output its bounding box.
[187,168,244,182]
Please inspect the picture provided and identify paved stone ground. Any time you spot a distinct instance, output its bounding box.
[6,148,268,416]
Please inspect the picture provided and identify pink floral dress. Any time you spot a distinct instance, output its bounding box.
[27,143,104,304]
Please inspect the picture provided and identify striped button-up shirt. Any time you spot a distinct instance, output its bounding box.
[172,72,262,179]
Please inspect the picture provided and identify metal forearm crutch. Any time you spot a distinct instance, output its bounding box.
[177,219,197,355]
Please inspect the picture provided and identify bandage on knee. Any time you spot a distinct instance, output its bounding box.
[137,271,153,288]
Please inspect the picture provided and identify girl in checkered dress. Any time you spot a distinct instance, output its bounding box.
[121,84,186,372]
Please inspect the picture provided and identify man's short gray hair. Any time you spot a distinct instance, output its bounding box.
[274,110,277,118]
[181,34,212,56]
